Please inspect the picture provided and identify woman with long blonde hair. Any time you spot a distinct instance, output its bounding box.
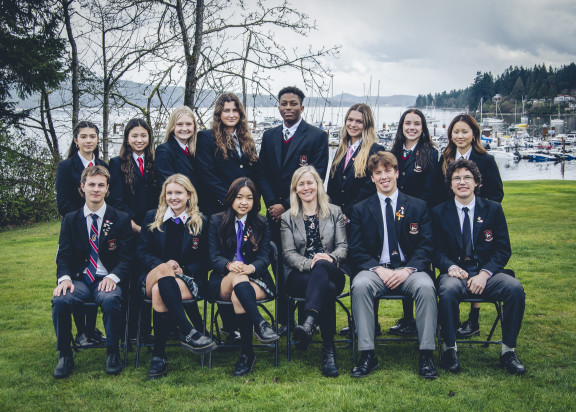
[327,104,385,221]
[137,174,216,379]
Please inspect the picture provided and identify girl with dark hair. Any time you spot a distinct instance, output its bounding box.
[386,108,442,337]
[137,174,217,379]
[208,177,279,376]
[55,121,108,347]
[439,113,504,340]
[196,93,259,215]
[327,103,385,220]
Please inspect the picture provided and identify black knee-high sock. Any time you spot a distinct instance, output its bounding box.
[402,298,414,320]
[157,277,192,336]
[152,310,169,357]
[469,307,480,324]
[237,313,254,355]
[233,282,264,325]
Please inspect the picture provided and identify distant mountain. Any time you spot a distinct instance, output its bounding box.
[13,80,416,109]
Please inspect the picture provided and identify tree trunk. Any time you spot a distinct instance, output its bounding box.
[62,0,79,129]
[241,31,252,109]
[101,16,109,161]
[177,0,204,108]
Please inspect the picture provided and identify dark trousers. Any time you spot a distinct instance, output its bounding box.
[438,272,525,348]
[52,279,123,351]
[285,260,345,340]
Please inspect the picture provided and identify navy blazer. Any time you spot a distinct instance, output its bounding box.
[258,120,328,210]
[155,136,197,188]
[196,129,259,215]
[137,210,209,292]
[438,150,504,204]
[432,197,511,276]
[55,156,108,217]
[56,204,132,284]
[108,156,159,226]
[349,192,433,275]
[327,142,385,217]
[396,147,441,206]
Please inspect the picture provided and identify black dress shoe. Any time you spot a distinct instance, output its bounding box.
[388,317,418,336]
[500,351,526,375]
[441,348,461,373]
[224,330,242,345]
[53,355,74,379]
[350,352,379,378]
[339,326,350,337]
[294,315,317,351]
[456,319,480,338]
[75,332,93,347]
[321,343,339,377]
[254,320,280,343]
[147,356,168,380]
[418,352,439,380]
[232,352,256,377]
[180,329,217,354]
[105,353,123,375]
[90,328,107,344]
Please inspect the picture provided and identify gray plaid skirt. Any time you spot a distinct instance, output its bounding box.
[141,274,199,298]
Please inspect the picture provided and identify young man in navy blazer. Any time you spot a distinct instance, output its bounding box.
[433,159,525,375]
[258,86,328,333]
[51,166,132,378]
[349,151,438,379]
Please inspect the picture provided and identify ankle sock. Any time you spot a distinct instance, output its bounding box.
[157,276,192,336]
[233,282,264,325]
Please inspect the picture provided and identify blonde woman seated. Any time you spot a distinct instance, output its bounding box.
[137,174,216,379]
[280,166,348,377]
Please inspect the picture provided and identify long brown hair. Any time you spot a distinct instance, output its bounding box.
[330,104,377,179]
[442,113,486,175]
[391,108,435,171]
[210,93,258,163]
[119,118,155,194]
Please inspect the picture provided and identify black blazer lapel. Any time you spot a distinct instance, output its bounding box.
[445,201,464,252]
[368,195,384,246]
[282,121,307,167]
[273,126,283,168]
[473,197,487,245]
[75,209,90,255]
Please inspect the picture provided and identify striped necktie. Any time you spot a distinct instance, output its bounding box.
[86,213,99,284]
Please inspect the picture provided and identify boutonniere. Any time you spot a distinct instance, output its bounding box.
[243,226,253,242]
[396,206,405,221]
[477,216,483,223]
[102,220,113,236]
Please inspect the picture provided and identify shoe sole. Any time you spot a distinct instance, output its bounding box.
[349,363,379,378]
[106,368,123,375]
[456,330,481,339]
[232,356,256,377]
[147,370,168,380]
[254,332,280,344]
[419,372,439,380]
[388,330,418,337]
[181,340,218,354]
[293,327,310,350]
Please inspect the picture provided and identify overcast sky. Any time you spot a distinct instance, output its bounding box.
[276,0,576,97]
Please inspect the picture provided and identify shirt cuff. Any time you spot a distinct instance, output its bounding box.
[57,275,72,284]
[106,274,120,284]
[480,269,493,277]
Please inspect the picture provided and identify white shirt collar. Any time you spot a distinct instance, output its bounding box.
[162,207,189,223]
[455,147,473,160]
[236,215,247,225]
[175,139,188,151]
[349,138,362,151]
[83,202,107,219]
[78,151,95,168]
[454,196,476,212]
[132,152,144,163]
[283,118,303,137]
[403,141,418,152]
[377,189,399,205]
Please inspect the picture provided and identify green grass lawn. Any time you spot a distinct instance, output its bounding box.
[1,180,575,411]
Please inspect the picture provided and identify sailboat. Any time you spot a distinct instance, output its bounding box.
[550,103,564,127]
[483,98,504,126]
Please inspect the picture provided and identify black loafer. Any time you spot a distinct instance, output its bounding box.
[90,328,107,344]
[75,333,93,347]
[293,315,317,351]
[105,353,123,375]
[388,317,417,336]
[232,352,256,377]
[53,355,74,379]
[500,351,526,375]
[456,319,480,339]
[322,343,339,377]
[180,329,217,354]
[254,320,280,343]
[441,348,461,373]
[147,356,168,380]
[418,352,439,380]
[350,352,379,378]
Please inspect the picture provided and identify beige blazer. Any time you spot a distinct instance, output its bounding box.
[280,203,347,281]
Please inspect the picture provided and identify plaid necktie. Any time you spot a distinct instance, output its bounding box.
[86,213,99,284]
[344,145,355,169]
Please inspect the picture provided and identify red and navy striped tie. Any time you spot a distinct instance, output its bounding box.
[86,213,99,284]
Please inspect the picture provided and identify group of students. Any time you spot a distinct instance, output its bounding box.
[50,86,525,381]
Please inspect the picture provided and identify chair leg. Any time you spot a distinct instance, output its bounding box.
[135,303,143,368]
[208,302,215,369]
[123,300,130,368]
[484,301,503,347]
[286,298,292,362]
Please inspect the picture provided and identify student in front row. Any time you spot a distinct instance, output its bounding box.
[432,159,525,375]
[52,166,132,378]
[208,178,279,377]
[349,151,438,379]
[137,174,217,379]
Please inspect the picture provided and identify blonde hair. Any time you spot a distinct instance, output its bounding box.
[149,173,203,235]
[164,106,198,156]
[289,166,331,219]
[330,103,378,179]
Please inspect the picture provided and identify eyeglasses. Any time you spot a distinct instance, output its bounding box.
[452,175,474,183]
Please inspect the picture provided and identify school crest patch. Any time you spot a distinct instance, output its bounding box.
[107,239,117,250]
[299,155,308,166]
[409,223,419,234]
[192,237,200,249]
[484,230,493,242]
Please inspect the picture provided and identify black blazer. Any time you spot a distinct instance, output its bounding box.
[56,204,132,284]
[432,197,511,276]
[258,120,328,210]
[155,136,197,188]
[208,213,274,289]
[137,210,209,292]
[438,150,504,204]
[327,142,385,217]
[396,147,441,206]
[349,192,433,275]
[196,129,259,215]
[108,156,159,226]
[55,156,108,217]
